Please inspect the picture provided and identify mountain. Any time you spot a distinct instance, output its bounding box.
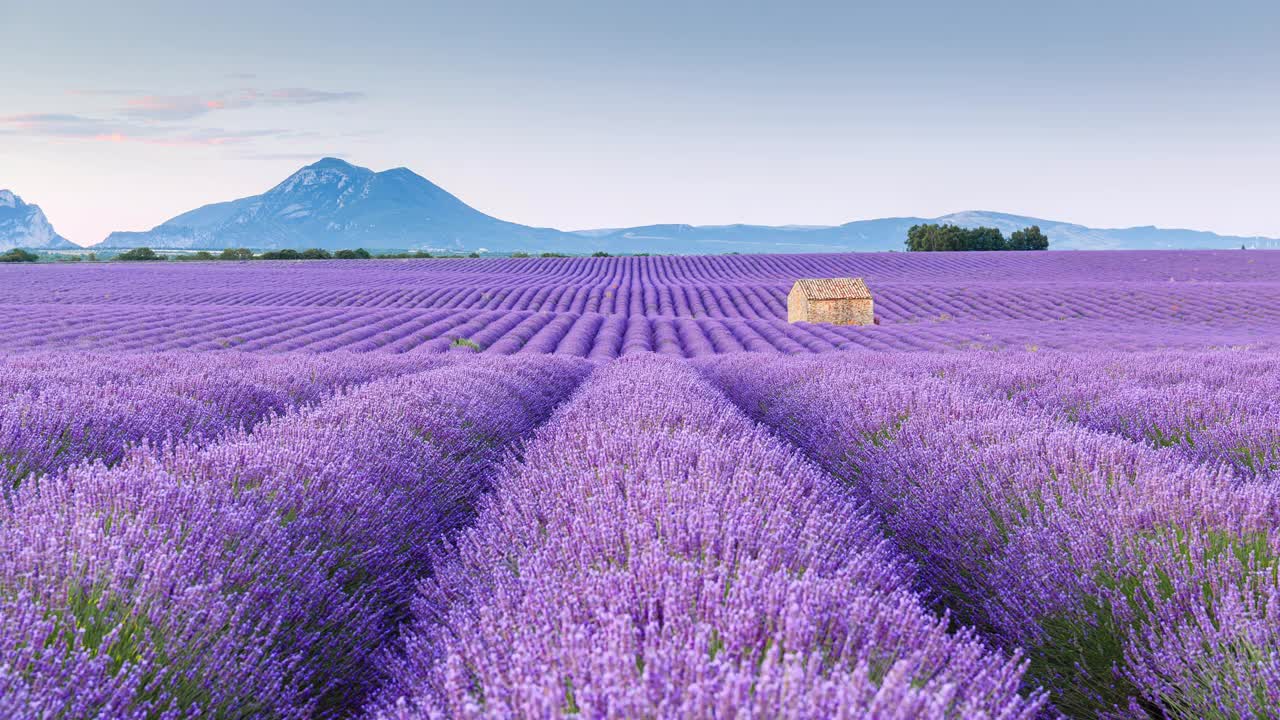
[0,190,77,251]
[572,212,1277,253]
[99,158,568,252]
[97,159,1280,253]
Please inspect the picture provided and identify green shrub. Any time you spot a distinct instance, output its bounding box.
[0,249,38,263]
[218,248,253,261]
[114,247,163,262]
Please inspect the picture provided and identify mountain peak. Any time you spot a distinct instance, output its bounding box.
[305,156,359,171]
[0,190,76,251]
[268,157,374,197]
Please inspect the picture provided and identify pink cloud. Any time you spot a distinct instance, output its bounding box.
[5,85,361,149]
[0,112,285,147]
[121,87,363,120]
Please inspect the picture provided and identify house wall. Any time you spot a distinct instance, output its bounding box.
[786,287,808,323]
[805,298,874,326]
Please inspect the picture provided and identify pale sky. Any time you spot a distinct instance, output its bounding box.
[3,1,1279,245]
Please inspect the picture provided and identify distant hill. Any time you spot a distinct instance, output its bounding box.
[0,190,78,251]
[98,158,567,252]
[573,212,1277,253]
[95,159,1279,253]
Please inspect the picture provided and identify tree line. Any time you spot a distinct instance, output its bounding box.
[110,247,479,262]
[112,248,629,261]
[0,249,40,263]
[906,224,1049,252]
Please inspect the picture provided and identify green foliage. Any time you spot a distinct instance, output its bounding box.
[334,248,372,259]
[257,249,301,260]
[114,247,163,262]
[300,248,332,260]
[177,251,215,262]
[905,224,1049,252]
[540,252,567,258]
[451,337,481,351]
[218,248,253,261]
[563,676,580,714]
[1009,225,1050,251]
[467,252,481,258]
[591,251,611,257]
[0,248,39,263]
[510,251,530,258]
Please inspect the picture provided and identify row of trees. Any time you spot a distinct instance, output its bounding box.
[906,224,1049,252]
[115,247,394,262]
[112,248,628,262]
[0,249,39,263]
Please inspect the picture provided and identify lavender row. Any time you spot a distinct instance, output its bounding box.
[0,352,436,492]
[0,356,590,718]
[3,303,1276,358]
[371,355,1045,718]
[701,353,1280,718]
[917,352,1280,481]
[10,272,1280,330]
[5,251,1278,307]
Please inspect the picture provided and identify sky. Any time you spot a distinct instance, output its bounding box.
[3,1,1279,246]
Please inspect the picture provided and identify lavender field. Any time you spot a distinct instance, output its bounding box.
[2,251,1278,719]
[3,250,1279,354]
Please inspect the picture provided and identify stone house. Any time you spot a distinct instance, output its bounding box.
[787,277,875,326]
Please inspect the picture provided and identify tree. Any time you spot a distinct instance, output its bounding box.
[219,248,253,261]
[591,251,611,257]
[467,252,481,258]
[259,249,301,260]
[1008,226,1050,251]
[908,224,967,251]
[969,226,1006,251]
[908,224,1032,251]
[0,249,38,263]
[301,248,332,260]
[511,251,530,258]
[334,248,372,259]
[115,247,163,261]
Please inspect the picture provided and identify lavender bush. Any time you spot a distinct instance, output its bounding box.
[0,356,589,717]
[0,352,433,492]
[701,352,1280,718]
[372,356,1045,718]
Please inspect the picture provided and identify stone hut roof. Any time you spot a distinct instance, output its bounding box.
[791,277,872,301]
